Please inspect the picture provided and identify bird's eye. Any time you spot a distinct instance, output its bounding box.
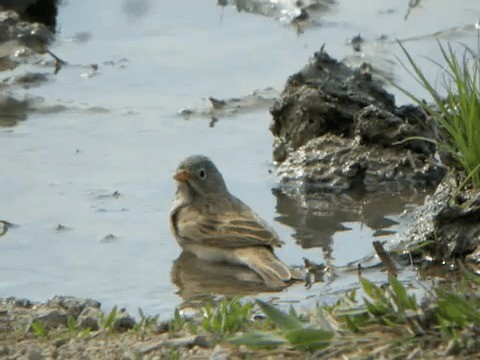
[198,169,206,179]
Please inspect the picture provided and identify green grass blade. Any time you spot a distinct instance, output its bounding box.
[283,328,334,351]
[389,274,417,311]
[31,320,48,337]
[256,300,303,330]
[103,305,117,329]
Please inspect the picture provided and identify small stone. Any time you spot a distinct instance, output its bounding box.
[77,306,101,331]
[46,296,100,318]
[78,316,99,331]
[100,234,118,243]
[154,321,170,333]
[5,297,33,308]
[112,315,136,332]
[55,224,71,232]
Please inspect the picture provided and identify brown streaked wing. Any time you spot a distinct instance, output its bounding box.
[177,210,283,248]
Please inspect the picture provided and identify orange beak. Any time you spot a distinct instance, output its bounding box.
[173,169,191,182]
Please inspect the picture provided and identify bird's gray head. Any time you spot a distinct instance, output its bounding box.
[173,155,228,197]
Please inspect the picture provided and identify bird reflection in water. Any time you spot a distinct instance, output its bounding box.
[171,252,288,302]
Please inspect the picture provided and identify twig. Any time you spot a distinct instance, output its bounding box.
[47,50,67,74]
[372,241,397,277]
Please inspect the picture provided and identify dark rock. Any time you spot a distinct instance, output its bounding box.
[271,47,444,198]
[78,316,99,332]
[77,306,101,331]
[271,47,395,163]
[112,315,136,332]
[155,321,170,333]
[31,309,67,329]
[4,297,33,308]
[354,104,435,155]
[77,315,100,331]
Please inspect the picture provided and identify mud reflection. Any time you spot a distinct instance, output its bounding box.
[0,95,31,127]
[274,189,427,250]
[122,0,151,19]
[171,252,277,302]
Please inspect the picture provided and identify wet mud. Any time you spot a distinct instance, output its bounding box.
[179,87,278,127]
[0,3,118,126]
[0,0,58,30]
[0,6,53,124]
[217,0,335,30]
[271,47,444,196]
[270,46,479,269]
[393,173,480,262]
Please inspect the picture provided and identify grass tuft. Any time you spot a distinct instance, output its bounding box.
[31,320,48,338]
[395,40,480,189]
[231,300,334,352]
[100,305,117,330]
[201,297,252,340]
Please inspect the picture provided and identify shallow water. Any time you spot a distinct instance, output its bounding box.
[1,0,479,317]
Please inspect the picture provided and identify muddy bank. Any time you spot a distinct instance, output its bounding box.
[0,296,214,360]
[0,6,54,58]
[0,3,112,126]
[270,47,479,264]
[271,47,444,196]
[2,288,479,360]
[0,0,58,30]
[0,296,303,359]
[393,172,480,262]
[0,5,54,125]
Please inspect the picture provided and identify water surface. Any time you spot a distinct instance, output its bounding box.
[1,0,479,316]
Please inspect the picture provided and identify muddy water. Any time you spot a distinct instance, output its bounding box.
[1,0,479,317]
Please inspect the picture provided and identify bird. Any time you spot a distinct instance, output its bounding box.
[169,155,297,288]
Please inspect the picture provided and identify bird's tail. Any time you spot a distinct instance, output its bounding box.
[233,247,293,288]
